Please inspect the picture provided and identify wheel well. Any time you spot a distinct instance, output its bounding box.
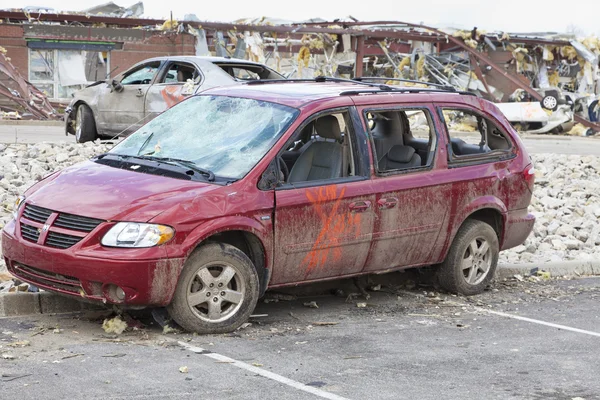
[202,231,268,296]
[466,208,503,241]
[66,101,92,134]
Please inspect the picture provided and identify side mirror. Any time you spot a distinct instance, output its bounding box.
[110,79,124,93]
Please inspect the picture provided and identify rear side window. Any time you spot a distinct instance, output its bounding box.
[160,62,200,84]
[441,108,513,162]
[364,108,437,175]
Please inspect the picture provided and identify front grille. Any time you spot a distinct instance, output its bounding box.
[22,204,52,223]
[46,232,83,249]
[19,202,105,249]
[20,223,40,243]
[54,213,103,232]
[13,263,81,294]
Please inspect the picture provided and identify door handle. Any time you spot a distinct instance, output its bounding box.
[349,200,371,213]
[136,88,145,97]
[377,197,398,209]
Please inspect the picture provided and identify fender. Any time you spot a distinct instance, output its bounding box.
[179,214,274,271]
[440,195,507,260]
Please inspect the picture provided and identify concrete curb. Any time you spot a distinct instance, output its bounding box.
[0,291,104,317]
[0,120,63,126]
[496,260,600,280]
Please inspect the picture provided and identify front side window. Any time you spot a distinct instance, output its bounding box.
[441,108,513,162]
[121,62,161,85]
[275,110,362,187]
[110,95,299,180]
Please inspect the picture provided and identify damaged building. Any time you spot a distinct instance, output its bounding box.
[0,6,598,133]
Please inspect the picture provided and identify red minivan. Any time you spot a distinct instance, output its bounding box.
[2,79,535,333]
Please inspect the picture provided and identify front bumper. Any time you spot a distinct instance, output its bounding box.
[501,209,535,250]
[2,220,184,307]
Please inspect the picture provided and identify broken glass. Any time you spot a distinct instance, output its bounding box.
[29,50,54,81]
[110,95,299,180]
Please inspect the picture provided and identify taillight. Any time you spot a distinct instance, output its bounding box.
[524,163,535,191]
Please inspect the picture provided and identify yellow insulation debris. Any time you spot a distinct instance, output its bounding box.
[398,56,411,70]
[464,39,478,49]
[543,46,555,61]
[102,316,127,335]
[416,57,425,78]
[582,36,600,53]
[548,70,560,87]
[560,46,578,60]
[566,123,589,136]
[298,46,310,68]
[160,19,178,31]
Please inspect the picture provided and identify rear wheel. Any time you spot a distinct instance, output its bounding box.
[436,219,498,295]
[167,243,259,334]
[74,104,97,143]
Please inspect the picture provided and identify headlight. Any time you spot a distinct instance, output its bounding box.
[12,196,26,220]
[101,222,174,248]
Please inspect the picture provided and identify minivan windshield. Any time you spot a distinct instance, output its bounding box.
[109,95,299,180]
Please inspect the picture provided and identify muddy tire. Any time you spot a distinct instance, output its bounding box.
[167,242,260,334]
[75,104,97,143]
[436,219,498,296]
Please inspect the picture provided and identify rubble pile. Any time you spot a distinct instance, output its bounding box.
[0,143,599,272]
[500,153,600,264]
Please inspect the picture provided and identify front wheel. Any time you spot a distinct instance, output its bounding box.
[167,243,260,334]
[435,219,499,295]
[74,104,97,143]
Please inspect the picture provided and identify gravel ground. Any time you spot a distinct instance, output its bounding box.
[0,142,599,272]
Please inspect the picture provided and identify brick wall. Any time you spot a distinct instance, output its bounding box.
[0,24,28,76]
[111,33,196,76]
[0,23,197,78]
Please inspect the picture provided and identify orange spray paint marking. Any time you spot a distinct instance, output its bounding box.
[160,86,186,109]
[302,185,362,274]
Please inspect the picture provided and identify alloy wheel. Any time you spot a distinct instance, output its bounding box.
[186,262,245,323]
[461,237,492,285]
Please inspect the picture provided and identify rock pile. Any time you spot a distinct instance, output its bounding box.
[501,153,600,264]
[0,143,599,272]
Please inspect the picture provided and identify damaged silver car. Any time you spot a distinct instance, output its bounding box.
[64,56,284,142]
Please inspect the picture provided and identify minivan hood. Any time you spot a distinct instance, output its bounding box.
[25,161,219,222]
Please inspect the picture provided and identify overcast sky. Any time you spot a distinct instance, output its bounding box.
[6,0,600,35]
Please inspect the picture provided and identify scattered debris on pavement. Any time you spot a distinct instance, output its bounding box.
[303,301,319,309]
[102,316,128,335]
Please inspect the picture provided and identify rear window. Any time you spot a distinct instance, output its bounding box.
[441,108,513,161]
[214,63,283,80]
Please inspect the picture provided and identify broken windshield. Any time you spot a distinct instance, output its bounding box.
[110,95,299,180]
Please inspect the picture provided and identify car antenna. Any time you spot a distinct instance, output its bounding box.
[106,66,119,79]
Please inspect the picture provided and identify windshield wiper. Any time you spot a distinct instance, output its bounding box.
[137,155,215,182]
[95,153,216,182]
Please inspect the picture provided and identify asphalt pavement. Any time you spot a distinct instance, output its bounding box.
[1,275,599,399]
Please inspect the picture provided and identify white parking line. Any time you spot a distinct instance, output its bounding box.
[398,290,600,338]
[474,307,600,338]
[178,341,351,400]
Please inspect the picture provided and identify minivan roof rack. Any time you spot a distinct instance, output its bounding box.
[353,77,456,91]
[244,76,476,97]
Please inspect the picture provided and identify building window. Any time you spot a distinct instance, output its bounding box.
[28,49,110,100]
